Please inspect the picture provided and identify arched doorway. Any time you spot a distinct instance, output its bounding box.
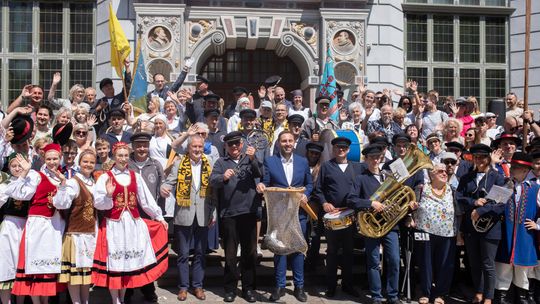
[199,49,302,106]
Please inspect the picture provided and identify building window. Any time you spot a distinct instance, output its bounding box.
[40,3,63,53]
[406,15,427,61]
[8,60,32,101]
[405,13,508,109]
[9,1,33,53]
[1,1,95,107]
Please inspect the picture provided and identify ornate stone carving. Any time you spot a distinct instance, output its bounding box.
[276,33,294,57]
[139,15,182,61]
[290,22,318,51]
[211,30,226,56]
[188,20,216,46]
[327,20,364,48]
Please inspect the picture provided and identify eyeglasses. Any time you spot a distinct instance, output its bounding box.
[509,126,523,132]
[75,131,88,136]
[443,159,457,165]
[434,169,447,175]
[196,132,208,136]
[227,140,241,147]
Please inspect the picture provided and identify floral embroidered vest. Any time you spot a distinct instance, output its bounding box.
[65,176,96,234]
[28,171,57,218]
[2,197,30,218]
[104,170,140,220]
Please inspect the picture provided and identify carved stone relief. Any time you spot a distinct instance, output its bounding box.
[290,22,318,53]
[188,20,216,47]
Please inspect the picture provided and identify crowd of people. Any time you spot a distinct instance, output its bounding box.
[0,56,538,304]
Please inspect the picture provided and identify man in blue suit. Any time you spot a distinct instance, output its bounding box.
[256,130,313,302]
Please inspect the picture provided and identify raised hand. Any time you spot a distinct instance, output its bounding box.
[52,167,67,186]
[106,177,116,197]
[16,153,32,177]
[410,81,418,92]
[21,85,33,98]
[179,88,193,100]
[491,148,503,165]
[393,89,403,96]
[4,127,14,142]
[257,86,266,99]
[187,124,199,136]
[87,114,97,126]
[449,102,458,115]
[52,72,61,85]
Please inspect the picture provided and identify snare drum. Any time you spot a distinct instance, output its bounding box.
[323,209,356,230]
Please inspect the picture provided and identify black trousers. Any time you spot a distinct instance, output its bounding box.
[464,233,499,300]
[325,225,354,289]
[221,213,258,293]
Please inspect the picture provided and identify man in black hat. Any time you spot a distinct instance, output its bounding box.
[124,132,166,304]
[272,114,308,157]
[313,137,362,298]
[445,141,471,178]
[348,144,402,304]
[492,132,520,178]
[184,75,213,124]
[187,93,227,130]
[205,109,226,157]
[101,109,132,155]
[223,87,249,119]
[91,59,132,134]
[209,131,262,303]
[304,142,325,269]
[303,96,338,142]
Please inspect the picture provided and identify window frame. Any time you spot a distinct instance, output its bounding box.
[404,13,508,111]
[0,1,96,108]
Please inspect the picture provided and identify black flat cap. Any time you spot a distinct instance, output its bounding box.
[130,132,152,143]
[232,87,248,95]
[362,144,384,156]
[287,114,305,125]
[196,75,209,84]
[223,131,243,143]
[511,152,533,168]
[531,151,540,159]
[204,109,220,117]
[491,132,521,148]
[109,108,126,119]
[290,89,302,97]
[371,136,389,147]
[469,144,492,155]
[99,78,113,91]
[306,142,324,153]
[392,133,411,144]
[264,75,281,88]
[315,96,331,104]
[445,141,465,152]
[331,137,351,147]
[240,109,257,119]
[203,93,220,103]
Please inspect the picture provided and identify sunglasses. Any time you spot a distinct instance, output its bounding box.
[227,140,241,147]
[443,159,457,165]
[76,131,88,136]
[466,133,475,137]
[434,169,447,174]
[196,132,208,136]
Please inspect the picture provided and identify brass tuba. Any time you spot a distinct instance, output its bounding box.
[357,144,433,238]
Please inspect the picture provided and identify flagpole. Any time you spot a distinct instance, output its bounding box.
[523,0,531,149]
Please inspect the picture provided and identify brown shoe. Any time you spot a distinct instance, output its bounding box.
[177,289,188,301]
[193,288,206,300]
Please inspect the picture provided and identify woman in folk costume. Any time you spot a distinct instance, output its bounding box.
[3,143,66,304]
[93,142,168,304]
[0,153,30,304]
[52,149,98,304]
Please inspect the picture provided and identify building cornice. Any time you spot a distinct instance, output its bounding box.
[402,3,515,16]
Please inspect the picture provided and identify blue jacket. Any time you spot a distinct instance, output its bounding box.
[262,154,313,198]
[496,182,539,266]
[456,168,506,240]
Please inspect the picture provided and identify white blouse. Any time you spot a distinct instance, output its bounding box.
[94,167,164,221]
[52,173,96,210]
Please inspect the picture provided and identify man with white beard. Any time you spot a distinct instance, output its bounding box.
[367,105,404,143]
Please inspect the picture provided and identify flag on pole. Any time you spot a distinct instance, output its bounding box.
[128,42,148,114]
[318,46,339,121]
[108,3,131,78]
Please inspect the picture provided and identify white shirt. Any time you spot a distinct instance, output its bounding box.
[281,154,294,186]
[190,159,202,191]
[338,163,348,173]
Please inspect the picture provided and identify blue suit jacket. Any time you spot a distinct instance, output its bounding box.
[262,153,313,198]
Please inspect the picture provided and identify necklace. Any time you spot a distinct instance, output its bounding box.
[431,184,447,199]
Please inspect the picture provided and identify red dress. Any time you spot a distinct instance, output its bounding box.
[12,171,66,296]
[92,170,168,289]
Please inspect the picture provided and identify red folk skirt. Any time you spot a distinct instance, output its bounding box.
[92,218,168,289]
[11,229,66,296]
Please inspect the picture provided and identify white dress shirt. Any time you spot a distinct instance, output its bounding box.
[281,154,294,186]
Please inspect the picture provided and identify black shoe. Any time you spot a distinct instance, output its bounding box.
[387,299,402,304]
[243,290,257,303]
[341,284,359,297]
[516,287,530,304]
[294,287,307,302]
[223,291,236,302]
[496,289,512,304]
[325,287,336,298]
[269,287,286,302]
[372,300,383,304]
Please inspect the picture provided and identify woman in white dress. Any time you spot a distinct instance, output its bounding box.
[92,142,168,304]
[0,153,30,304]
[52,149,98,304]
[149,114,173,170]
[4,144,66,304]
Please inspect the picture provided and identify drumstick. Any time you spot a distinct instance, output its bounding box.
[301,202,318,221]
